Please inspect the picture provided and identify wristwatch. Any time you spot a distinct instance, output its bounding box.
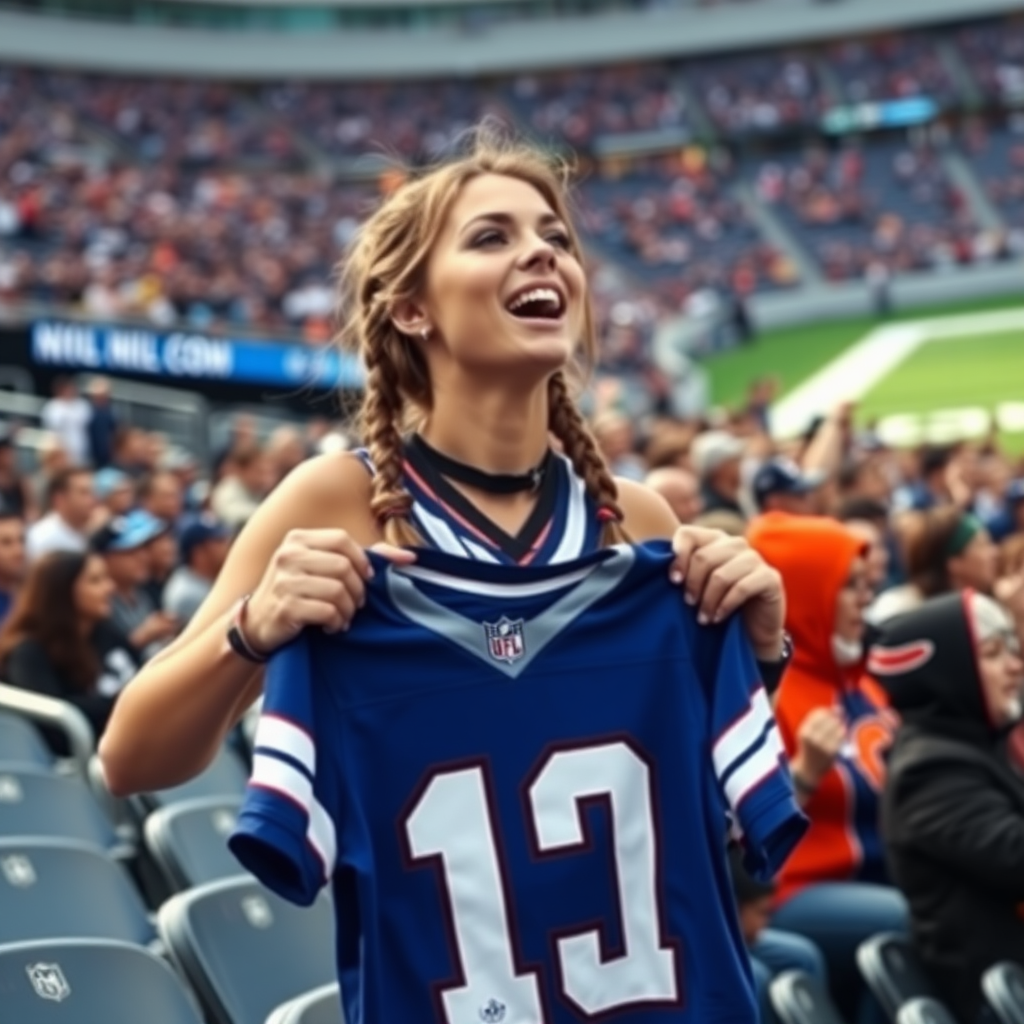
[756,631,793,697]
[227,594,270,664]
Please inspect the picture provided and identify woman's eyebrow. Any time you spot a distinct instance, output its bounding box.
[459,210,563,237]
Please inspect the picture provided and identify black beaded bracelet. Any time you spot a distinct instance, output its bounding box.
[227,595,270,664]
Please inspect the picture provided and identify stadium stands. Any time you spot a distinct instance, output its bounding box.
[769,970,848,1024]
[856,933,938,1022]
[982,962,1024,1024]
[0,709,52,770]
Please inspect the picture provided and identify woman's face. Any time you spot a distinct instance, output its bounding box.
[73,555,115,622]
[418,173,587,385]
[949,528,999,594]
[834,556,873,644]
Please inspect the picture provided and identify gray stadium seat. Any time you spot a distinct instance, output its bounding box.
[896,997,959,1024]
[857,933,936,1023]
[0,938,203,1024]
[144,796,244,894]
[0,766,130,856]
[0,838,155,946]
[983,962,1024,1024]
[265,983,344,1024]
[0,710,53,770]
[159,876,336,1024]
[769,970,848,1024]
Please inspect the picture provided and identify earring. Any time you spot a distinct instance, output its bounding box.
[420,326,431,341]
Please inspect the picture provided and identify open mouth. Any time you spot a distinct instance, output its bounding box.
[504,285,566,321]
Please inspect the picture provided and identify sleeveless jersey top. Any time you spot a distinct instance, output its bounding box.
[353,442,603,566]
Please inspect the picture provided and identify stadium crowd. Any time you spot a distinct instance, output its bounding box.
[1,15,1023,349]
[0,368,1023,1022]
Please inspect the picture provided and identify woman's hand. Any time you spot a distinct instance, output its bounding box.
[792,706,846,789]
[670,526,786,660]
[244,529,415,655]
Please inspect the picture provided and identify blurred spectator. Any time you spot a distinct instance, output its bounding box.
[143,527,179,609]
[0,549,139,740]
[94,467,136,522]
[163,515,231,624]
[0,505,26,624]
[0,425,32,520]
[877,593,1024,1024]
[29,434,71,513]
[26,467,95,561]
[211,443,271,529]
[747,513,906,1020]
[138,470,185,530]
[752,458,826,516]
[265,426,309,488]
[691,430,745,516]
[85,377,119,469]
[988,478,1024,542]
[90,510,180,661]
[729,845,829,1024]
[591,411,647,482]
[644,466,703,524]
[838,511,891,597]
[894,445,964,512]
[41,376,92,467]
[111,426,153,477]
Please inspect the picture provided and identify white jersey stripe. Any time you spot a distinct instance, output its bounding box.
[250,753,337,879]
[254,714,315,776]
[712,688,774,780]
[721,730,785,809]
[412,502,471,558]
[461,537,502,563]
[550,457,587,564]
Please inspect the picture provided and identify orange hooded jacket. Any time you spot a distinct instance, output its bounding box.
[748,512,896,903]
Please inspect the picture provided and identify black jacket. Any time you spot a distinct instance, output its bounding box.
[873,592,1024,1024]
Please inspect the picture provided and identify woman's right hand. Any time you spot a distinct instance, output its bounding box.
[792,705,846,790]
[244,529,416,656]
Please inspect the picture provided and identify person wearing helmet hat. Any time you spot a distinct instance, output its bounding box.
[875,593,1024,1024]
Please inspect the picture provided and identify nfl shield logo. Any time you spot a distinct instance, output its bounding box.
[484,617,525,665]
[26,963,71,1002]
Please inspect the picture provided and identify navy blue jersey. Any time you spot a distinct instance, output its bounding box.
[230,541,805,1024]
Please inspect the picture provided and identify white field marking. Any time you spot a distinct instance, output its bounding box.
[769,307,1024,439]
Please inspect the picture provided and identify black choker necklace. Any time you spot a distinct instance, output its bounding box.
[411,434,551,494]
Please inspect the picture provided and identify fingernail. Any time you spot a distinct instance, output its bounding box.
[697,611,709,625]
[684,591,696,606]
[669,569,684,585]
[366,566,375,580]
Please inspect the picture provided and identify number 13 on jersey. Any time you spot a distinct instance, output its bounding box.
[403,739,681,1024]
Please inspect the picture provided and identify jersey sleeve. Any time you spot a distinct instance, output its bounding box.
[228,632,339,906]
[707,617,807,881]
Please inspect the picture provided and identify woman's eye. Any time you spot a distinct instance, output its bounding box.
[472,230,504,247]
[548,231,572,249]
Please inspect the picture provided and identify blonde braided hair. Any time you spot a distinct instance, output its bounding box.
[336,124,627,547]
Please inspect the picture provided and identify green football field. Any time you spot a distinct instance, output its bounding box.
[704,295,1024,452]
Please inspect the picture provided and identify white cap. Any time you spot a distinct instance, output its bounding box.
[691,430,744,479]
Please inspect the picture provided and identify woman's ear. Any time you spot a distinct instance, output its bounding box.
[390,298,431,341]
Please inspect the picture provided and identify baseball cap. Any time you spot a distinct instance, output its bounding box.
[753,458,827,510]
[690,431,744,479]
[180,515,231,562]
[94,467,132,501]
[91,509,167,554]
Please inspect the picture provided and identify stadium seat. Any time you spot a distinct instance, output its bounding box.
[130,745,249,822]
[896,998,959,1024]
[0,838,156,946]
[0,766,131,857]
[144,796,244,895]
[0,938,203,1024]
[265,982,343,1024]
[857,933,936,1022]
[0,710,53,770]
[983,962,1024,1024]
[769,970,848,1024]
[0,682,96,773]
[159,876,337,1024]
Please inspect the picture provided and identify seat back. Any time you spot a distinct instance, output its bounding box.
[144,797,244,894]
[0,711,53,770]
[983,962,1024,1024]
[0,838,155,946]
[159,876,336,1024]
[264,983,343,1024]
[896,997,959,1024]
[0,767,121,851]
[857,933,935,1021]
[134,746,249,819]
[769,969,847,1024]
[0,938,203,1024]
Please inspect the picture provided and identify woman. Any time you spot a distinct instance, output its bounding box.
[0,550,140,740]
[748,512,906,1021]
[99,128,788,794]
[876,592,1024,1024]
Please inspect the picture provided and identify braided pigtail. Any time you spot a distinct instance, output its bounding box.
[360,334,424,548]
[547,373,631,547]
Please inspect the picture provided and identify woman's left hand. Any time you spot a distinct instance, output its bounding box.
[670,526,786,660]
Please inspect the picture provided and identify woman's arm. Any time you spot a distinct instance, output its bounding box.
[98,453,382,796]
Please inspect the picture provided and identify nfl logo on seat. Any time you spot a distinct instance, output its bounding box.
[484,617,525,665]
[26,963,71,1002]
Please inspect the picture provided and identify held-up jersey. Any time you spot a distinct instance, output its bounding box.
[229,541,806,1024]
